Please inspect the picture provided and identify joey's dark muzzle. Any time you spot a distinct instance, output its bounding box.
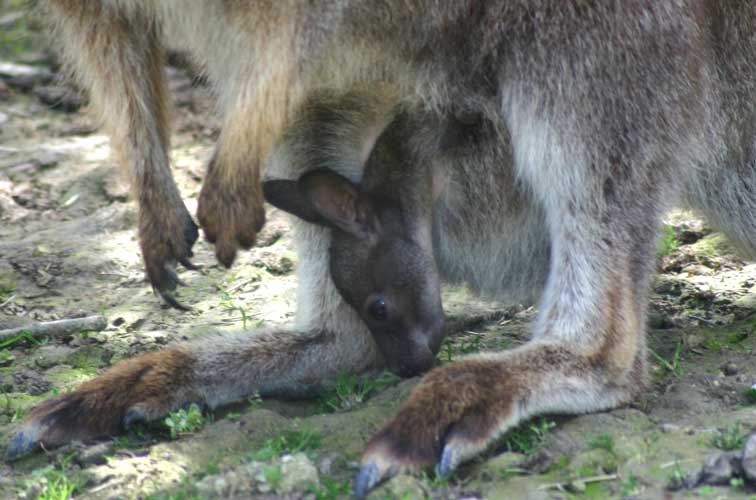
[385,319,445,377]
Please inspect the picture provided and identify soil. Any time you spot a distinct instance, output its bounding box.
[3,6,756,499]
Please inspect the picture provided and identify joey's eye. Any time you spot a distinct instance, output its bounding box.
[368,297,388,321]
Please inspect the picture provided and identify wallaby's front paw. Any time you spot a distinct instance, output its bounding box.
[356,360,514,498]
[197,165,265,268]
[6,348,198,460]
[140,202,200,310]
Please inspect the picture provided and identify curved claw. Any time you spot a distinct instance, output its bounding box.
[156,288,192,311]
[438,445,459,477]
[179,257,200,271]
[355,462,383,499]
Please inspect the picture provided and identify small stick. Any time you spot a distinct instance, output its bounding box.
[0,315,107,343]
[538,473,618,491]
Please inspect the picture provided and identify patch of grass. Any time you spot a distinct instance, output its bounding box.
[710,422,746,451]
[247,391,263,409]
[744,386,756,405]
[458,333,483,354]
[0,274,16,302]
[658,226,680,257]
[0,348,13,364]
[262,464,282,489]
[423,469,452,489]
[36,454,83,500]
[164,404,209,440]
[666,460,687,491]
[216,286,252,330]
[441,340,454,362]
[319,372,400,412]
[620,474,640,496]
[1,387,25,422]
[727,329,749,346]
[309,477,352,500]
[144,476,200,500]
[112,428,149,450]
[703,337,724,353]
[0,331,39,349]
[650,341,683,378]
[587,433,616,455]
[249,427,322,461]
[439,334,485,362]
[501,418,556,455]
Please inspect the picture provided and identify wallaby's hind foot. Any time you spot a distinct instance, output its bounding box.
[4,339,260,461]
[356,342,643,497]
[6,347,198,460]
[7,326,378,460]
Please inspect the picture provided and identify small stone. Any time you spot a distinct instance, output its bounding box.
[0,61,53,90]
[103,179,130,202]
[660,423,680,433]
[317,452,344,476]
[723,362,739,376]
[278,453,320,493]
[699,452,741,486]
[374,474,427,500]
[742,434,756,483]
[77,442,114,466]
[32,345,75,369]
[12,370,52,395]
[253,250,296,275]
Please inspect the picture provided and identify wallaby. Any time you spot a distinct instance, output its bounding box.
[18,2,756,497]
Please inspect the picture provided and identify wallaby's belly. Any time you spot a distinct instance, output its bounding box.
[431,122,550,303]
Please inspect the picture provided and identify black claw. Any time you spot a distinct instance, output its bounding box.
[179,257,200,271]
[157,289,192,311]
[355,463,382,499]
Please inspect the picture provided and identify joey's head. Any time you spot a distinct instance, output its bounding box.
[263,169,444,376]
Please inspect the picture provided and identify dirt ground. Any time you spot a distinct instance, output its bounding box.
[4,6,756,500]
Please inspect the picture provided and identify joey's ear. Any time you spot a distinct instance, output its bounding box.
[263,179,324,225]
[298,169,380,240]
[262,170,379,239]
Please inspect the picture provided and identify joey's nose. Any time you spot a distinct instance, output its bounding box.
[396,343,437,377]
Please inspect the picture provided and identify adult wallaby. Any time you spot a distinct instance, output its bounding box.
[16,2,756,497]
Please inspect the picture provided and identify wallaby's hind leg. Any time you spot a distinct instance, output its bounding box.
[41,2,198,308]
[356,110,679,495]
[7,221,382,460]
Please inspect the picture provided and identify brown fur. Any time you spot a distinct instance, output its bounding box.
[26,347,197,447]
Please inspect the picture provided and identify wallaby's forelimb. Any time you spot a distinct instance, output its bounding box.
[42,1,198,308]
